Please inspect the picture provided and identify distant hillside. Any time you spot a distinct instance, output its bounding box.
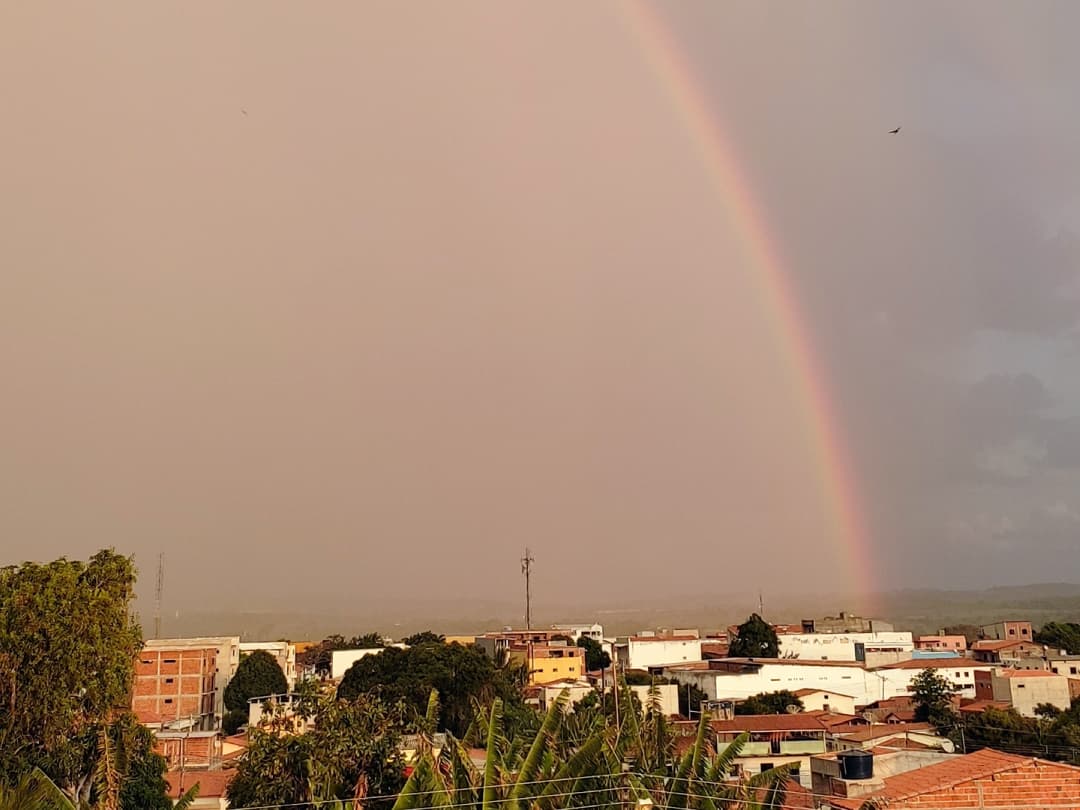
[140,583,1080,642]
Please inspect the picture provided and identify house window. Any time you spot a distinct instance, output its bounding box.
[1072,667,1078,676]
[1017,684,1026,689]
[164,698,173,704]
[165,678,174,684]
[760,763,775,773]
[164,658,177,664]
[1009,629,1016,635]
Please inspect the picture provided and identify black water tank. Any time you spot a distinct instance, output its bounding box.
[838,750,874,780]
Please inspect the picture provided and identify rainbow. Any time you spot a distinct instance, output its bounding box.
[619,2,876,606]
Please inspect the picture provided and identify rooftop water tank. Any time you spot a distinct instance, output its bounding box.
[837,750,874,780]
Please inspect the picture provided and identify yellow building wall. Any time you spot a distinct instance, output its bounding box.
[508,648,584,685]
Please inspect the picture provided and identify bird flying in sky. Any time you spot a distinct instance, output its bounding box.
[889,126,901,134]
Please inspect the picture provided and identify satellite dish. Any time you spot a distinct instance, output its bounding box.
[941,739,956,753]
[785,704,800,714]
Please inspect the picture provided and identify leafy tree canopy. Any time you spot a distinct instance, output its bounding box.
[735,691,804,715]
[224,650,288,713]
[337,643,524,737]
[0,549,144,801]
[1034,622,1080,655]
[403,631,445,646]
[728,614,779,658]
[911,668,958,730]
[576,636,611,671]
[227,692,404,810]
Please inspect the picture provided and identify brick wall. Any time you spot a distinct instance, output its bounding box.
[887,760,1080,809]
[132,647,218,726]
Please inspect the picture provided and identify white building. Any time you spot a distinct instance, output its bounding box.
[791,688,857,715]
[239,641,297,689]
[330,644,407,680]
[629,683,680,716]
[873,659,997,700]
[616,636,704,671]
[551,623,604,642]
[777,631,914,662]
[664,659,880,705]
[978,669,1071,717]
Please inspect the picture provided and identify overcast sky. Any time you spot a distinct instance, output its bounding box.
[3,2,1079,614]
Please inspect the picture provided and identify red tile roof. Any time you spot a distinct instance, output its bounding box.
[958,699,1010,714]
[828,749,1037,809]
[167,769,232,799]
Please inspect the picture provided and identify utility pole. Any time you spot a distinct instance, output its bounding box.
[521,548,534,630]
[154,552,165,639]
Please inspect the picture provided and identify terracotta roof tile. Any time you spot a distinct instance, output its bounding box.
[167,769,232,799]
[829,749,1036,809]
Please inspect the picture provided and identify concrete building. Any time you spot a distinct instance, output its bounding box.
[800,613,894,634]
[792,688,857,715]
[777,631,913,662]
[973,669,1071,717]
[135,637,240,729]
[475,630,557,661]
[979,620,1033,641]
[675,715,828,787]
[508,642,585,685]
[239,641,297,688]
[1047,652,1080,677]
[153,730,222,770]
[247,692,313,732]
[970,638,1046,667]
[630,683,680,716]
[914,635,967,652]
[663,659,880,706]
[615,635,704,671]
[872,658,996,700]
[810,748,955,808]
[665,657,996,707]
[551,623,603,642]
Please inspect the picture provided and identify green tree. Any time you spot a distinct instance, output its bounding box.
[911,668,958,730]
[403,631,444,646]
[575,636,611,671]
[227,693,404,810]
[728,614,779,658]
[224,650,289,713]
[735,691,804,715]
[349,632,386,648]
[0,550,143,802]
[1034,622,1080,655]
[338,643,523,738]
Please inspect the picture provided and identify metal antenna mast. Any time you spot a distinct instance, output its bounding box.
[154,552,165,638]
[521,548,534,630]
